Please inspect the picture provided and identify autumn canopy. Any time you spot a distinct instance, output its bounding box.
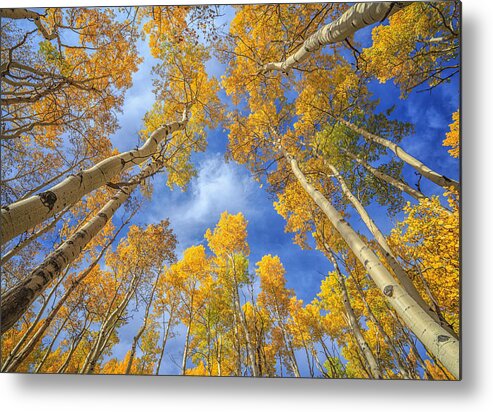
[0,2,460,380]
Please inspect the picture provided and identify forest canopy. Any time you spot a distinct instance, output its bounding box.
[0,2,460,380]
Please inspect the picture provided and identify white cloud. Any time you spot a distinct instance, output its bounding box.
[148,153,262,254]
[182,154,256,222]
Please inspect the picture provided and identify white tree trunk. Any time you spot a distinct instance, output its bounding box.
[155,306,176,375]
[1,204,72,265]
[337,118,460,191]
[325,162,456,338]
[0,158,164,334]
[284,149,460,379]
[1,216,131,372]
[125,272,161,374]
[0,269,68,371]
[351,273,411,379]
[1,115,187,245]
[343,150,427,202]
[261,2,407,73]
[324,245,382,379]
[84,273,139,374]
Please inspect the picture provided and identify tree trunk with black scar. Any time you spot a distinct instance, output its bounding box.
[323,243,382,379]
[0,158,163,334]
[351,273,412,379]
[282,148,460,379]
[1,216,132,371]
[1,115,187,246]
[336,117,460,191]
[325,162,457,338]
[261,2,408,73]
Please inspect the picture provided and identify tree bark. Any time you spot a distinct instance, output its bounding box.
[283,149,460,379]
[1,269,68,372]
[181,323,192,375]
[125,271,161,374]
[351,273,412,379]
[34,310,73,373]
[0,165,149,334]
[1,114,188,245]
[83,274,139,374]
[325,162,456,338]
[0,9,57,40]
[155,306,176,375]
[1,216,130,371]
[337,117,460,191]
[343,150,426,202]
[323,244,382,379]
[1,204,72,265]
[261,2,407,73]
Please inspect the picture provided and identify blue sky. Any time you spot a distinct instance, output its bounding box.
[90,6,459,376]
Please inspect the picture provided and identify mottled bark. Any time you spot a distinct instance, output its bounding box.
[125,272,161,374]
[343,150,426,202]
[0,159,154,334]
[337,117,460,191]
[1,270,68,372]
[1,204,72,265]
[1,115,187,245]
[325,162,456,338]
[262,2,407,73]
[1,218,129,371]
[323,244,382,379]
[351,274,411,379]
[283,149,460,379]
[181,323,192,375]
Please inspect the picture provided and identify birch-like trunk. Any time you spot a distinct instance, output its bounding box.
[261,2,407,73]
[1,269,68,372]
[0,158,162,334]
[181,323,192,375]
[274,304,300,378]
[17,159,89,202]
[351,273,411,379]
[34,310,73,373]
[323,244,382,379]
[1,204,72,265]
[230,257,259,376]
[337,118,460,191]
[155,306,176,375]
[343,150,426,202]
[325,162,456,338]
[57,316,92,374]
[83,274,139,374]
[1,218,128,372]
[283,149,460,379]
[125,272,161,374]
[1,115,187,245]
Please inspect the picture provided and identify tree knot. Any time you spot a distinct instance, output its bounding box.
[38,191,57,211]
[383,285,394,297]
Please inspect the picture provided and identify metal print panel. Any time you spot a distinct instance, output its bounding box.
[0,1,461,379]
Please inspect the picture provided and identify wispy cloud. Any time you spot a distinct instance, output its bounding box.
[145,153,261,255]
